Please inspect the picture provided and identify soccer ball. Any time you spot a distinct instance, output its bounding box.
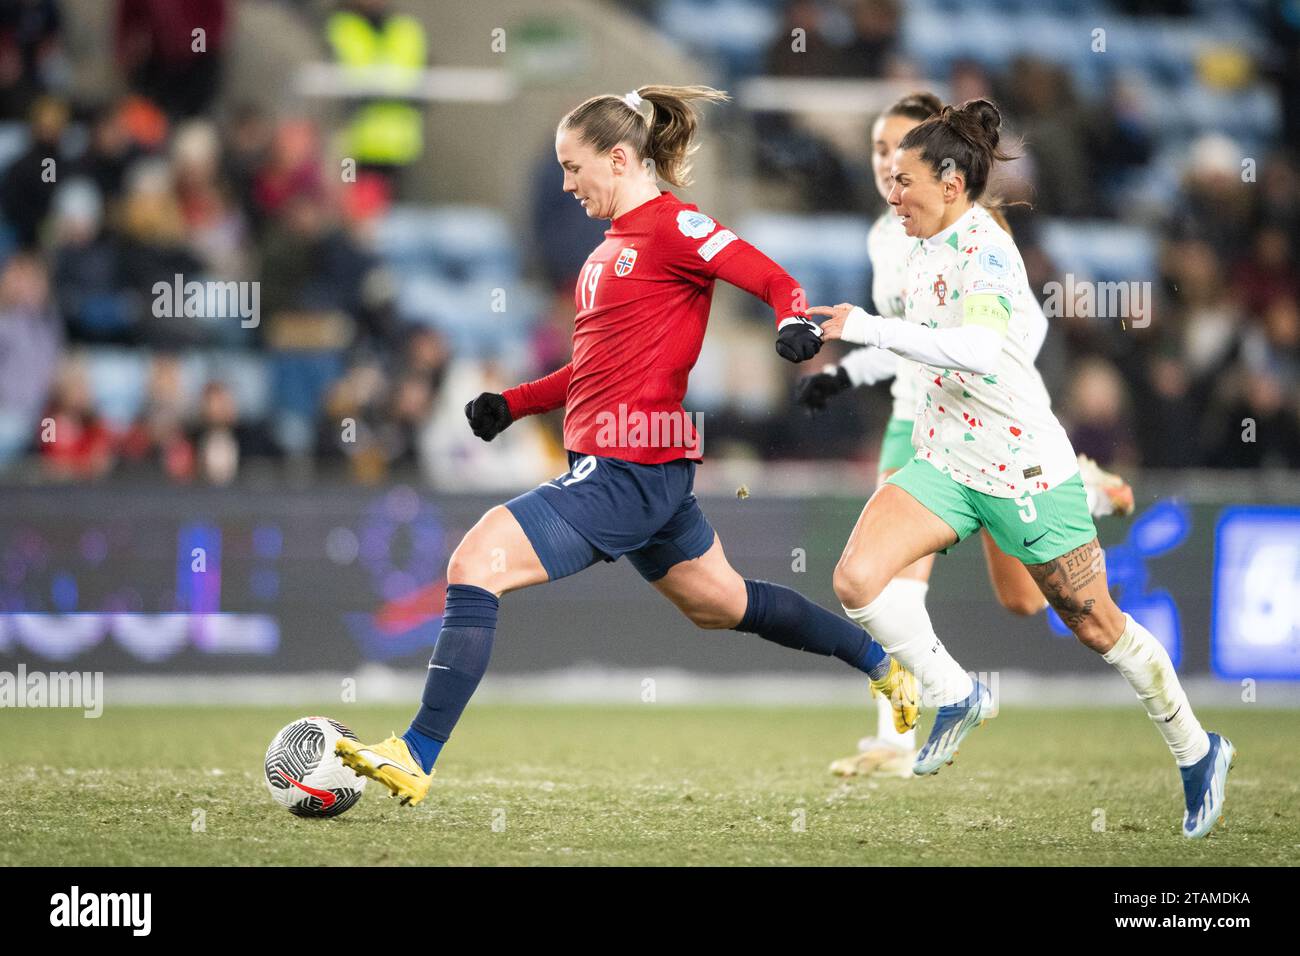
[264,716,367,818]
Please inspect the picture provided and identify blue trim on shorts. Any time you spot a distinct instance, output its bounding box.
[503,490,601,581]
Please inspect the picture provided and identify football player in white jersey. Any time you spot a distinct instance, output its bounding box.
[806,99,1233,838]
[799,92,1133,778]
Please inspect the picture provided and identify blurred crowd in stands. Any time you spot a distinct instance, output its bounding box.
[0,0,460,485]
[731,0,1300,472]
[0,0,1297,489]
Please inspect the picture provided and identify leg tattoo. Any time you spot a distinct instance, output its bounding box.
[1025,539,1105,630]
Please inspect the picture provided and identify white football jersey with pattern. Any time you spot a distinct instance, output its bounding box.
[902,205,1077,498]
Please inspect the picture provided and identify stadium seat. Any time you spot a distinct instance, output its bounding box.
[733,212,872,313]
[656,0,779,77]
[0,221,18,269]
[0,410,32,469]
[374,205,519,284]
[0,122,29,178]
[70,292,135,340]
[173,351,273,423]
[204,352,273,422]
[1038,219,1158,286]
[395,274,541,359]
[1175,84,1280,141]
[83,348,150,429]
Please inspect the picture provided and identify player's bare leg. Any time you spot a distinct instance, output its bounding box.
[651,533,748,629]
[980,529,1048,616]
[895,552,936,583]
[1020,537,1126,651]
[337,507,550,806]
[835,484,994,774]
[833,484,970,700]
[651,532,916,727]
[830,471,937,776]
[978,453,1137,618]
[886,458,937,590]
[1022,538,1234,837]
[834,485,956,609]
[446,505,551,597]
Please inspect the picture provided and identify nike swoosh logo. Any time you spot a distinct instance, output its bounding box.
[276,770,337,807]
[428,664,450,671]
[1165,705,1181,723]
[1022,531,1049,547]
[359,751,417,776]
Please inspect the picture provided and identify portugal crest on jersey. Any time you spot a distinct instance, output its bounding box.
[932,274,948,305]
[615,246,638,276]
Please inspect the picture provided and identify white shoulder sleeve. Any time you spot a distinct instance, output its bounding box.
[842,308,1004,375]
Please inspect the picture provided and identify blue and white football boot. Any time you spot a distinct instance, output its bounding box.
[1180,731,1236,839]
[913,678,996,776]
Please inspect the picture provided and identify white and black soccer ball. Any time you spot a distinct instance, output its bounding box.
[264,716,367,818]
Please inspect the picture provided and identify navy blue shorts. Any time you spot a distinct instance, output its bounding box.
[505,452,716,583]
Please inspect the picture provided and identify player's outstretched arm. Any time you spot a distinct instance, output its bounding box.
[467,363,574,442]
[708,241,823,363]
[808,300,1007,376]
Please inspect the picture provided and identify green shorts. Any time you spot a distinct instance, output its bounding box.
[878,416,916,475]
[886,457,1097,564]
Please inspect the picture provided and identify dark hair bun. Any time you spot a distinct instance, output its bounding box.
[959,98,1001,151]
[896,97,1015,203]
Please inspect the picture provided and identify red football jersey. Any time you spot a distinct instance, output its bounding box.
[504,191,805,463]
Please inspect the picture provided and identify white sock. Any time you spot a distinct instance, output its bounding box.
[845,579,973,708]
[873,692,916,749]
[1103,613,1210,767]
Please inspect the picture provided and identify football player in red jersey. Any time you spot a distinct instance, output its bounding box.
[336,85,917,806]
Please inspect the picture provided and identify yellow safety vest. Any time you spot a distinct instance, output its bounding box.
[326,11,426,165]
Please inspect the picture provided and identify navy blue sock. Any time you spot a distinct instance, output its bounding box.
[735,579,890,679]
[401,726,444,771]
[406,583,498,772]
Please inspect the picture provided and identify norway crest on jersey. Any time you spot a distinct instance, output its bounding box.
[615,246,638,277]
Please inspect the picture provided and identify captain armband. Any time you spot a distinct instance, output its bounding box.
[962,293,1011,334]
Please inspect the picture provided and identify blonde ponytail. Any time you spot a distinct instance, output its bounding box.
[559,84,729,188]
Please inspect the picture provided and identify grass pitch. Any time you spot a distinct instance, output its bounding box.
[2,704,1296,866]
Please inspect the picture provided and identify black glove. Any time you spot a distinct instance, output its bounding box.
[464,392,513,441]
[795,366,852,411]
[775,316,824,363]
